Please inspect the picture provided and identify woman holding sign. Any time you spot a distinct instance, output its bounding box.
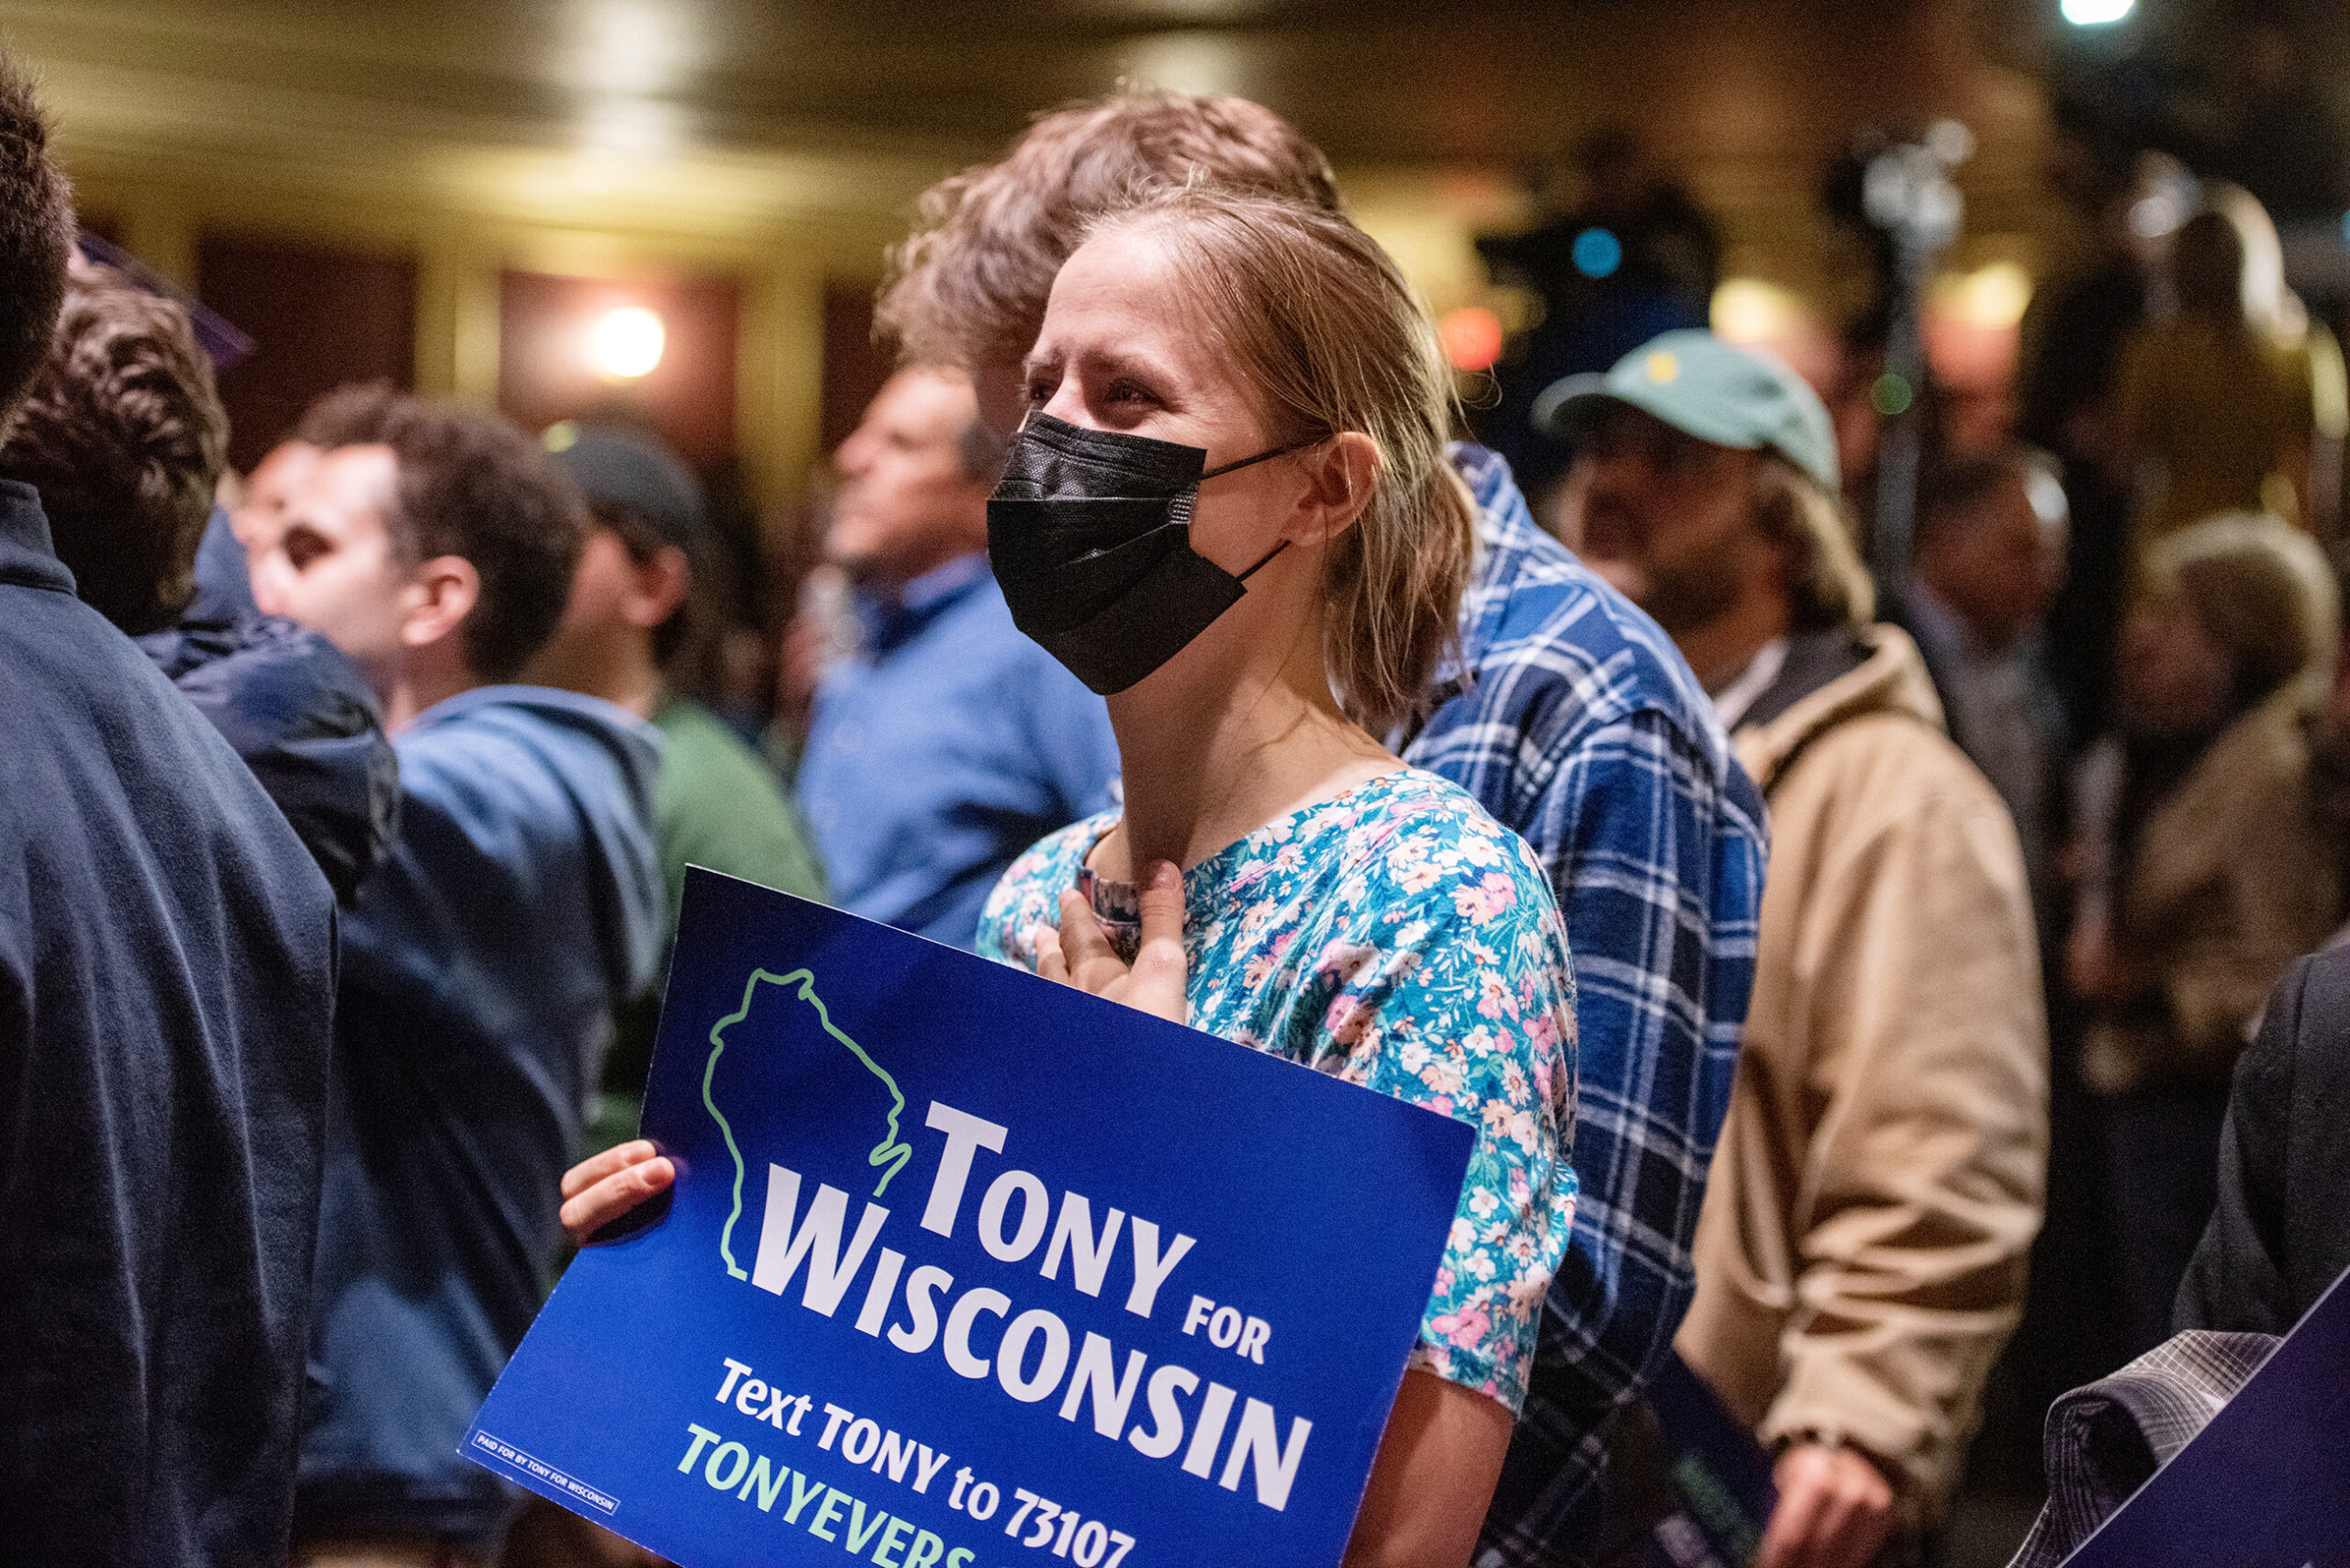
[567,188,1578,1567]
[977,185,1578,1567]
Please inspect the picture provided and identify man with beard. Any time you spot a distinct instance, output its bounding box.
[1545,330,2046,1568]
[796,367,1120,947]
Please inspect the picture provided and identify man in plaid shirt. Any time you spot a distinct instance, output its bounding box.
[1421,447,1768,1565]
[881,91,1771,1566]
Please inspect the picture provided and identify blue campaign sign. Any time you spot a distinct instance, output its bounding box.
[464,868,1474,1568]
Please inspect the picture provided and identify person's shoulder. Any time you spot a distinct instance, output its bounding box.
[1327,775,1575,1044]
[2283,946,2350,1049]
[3,590,252,778]
[932,572,1024,651]
[1788,700,2009,823]
[654,700,811,859]
[397,686,656,832]
[900,576,1091,702]
[154,615,381,749]
[1445,443,1722,741]
[0,596,330,901]
[406,684,651,763]
[1346,771,1563,922]
[655,699,778,788]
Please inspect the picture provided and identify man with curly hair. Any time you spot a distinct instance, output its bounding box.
[2,263,400,904]
[253,386,666,1564]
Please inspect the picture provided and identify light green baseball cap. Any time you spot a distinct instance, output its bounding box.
[1533,328,1841,494]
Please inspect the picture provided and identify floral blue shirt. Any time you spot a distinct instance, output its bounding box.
[978,767,1578,1413]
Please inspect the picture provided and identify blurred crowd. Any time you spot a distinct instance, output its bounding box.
[7,18,2350,1568]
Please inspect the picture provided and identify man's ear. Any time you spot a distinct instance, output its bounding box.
[398,554,481,651]
[624,544,693,631]
[1289,431,1382,547]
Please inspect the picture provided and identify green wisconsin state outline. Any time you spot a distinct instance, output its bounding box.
[702,968,915,1282]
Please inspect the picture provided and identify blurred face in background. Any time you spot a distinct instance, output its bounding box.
[827,370,993,592]
[238,440,319,605]
[237,440,317,543]
[1561,404,1776,638]
[1917,470,2067,652]
[527,521,688,714]
[2119,588,2234,737]
[256,443,420,693]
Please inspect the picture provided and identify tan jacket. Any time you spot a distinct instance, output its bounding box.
[1674,625,2048,1515]
[2081,688,2340,1094]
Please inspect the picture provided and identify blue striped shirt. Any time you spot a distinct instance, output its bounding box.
[1407,447,1768,1564]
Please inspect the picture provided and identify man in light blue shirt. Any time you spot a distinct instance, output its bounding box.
[799,369,1121,948]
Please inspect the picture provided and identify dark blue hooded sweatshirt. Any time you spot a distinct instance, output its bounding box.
[0,480,340,1566]
[139,512,400,906]
[295,685,664,1544]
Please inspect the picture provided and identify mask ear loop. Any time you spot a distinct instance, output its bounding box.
[1202,435,1326,581]
[1237,539,1290,580]
[1201,434,1324,481]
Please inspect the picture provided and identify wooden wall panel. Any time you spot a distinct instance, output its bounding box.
[197,235,418,473]
[820,282,894,462]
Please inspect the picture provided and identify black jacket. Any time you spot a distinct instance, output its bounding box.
[2175,946,2350,1335]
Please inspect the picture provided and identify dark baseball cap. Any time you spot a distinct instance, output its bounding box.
[544,420,705,548]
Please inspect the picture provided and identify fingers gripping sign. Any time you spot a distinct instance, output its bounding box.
[1037,861,1190,1026]
[561,1137,677,1248]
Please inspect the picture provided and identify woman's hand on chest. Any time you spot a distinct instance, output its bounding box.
[1037,858,1190,1026]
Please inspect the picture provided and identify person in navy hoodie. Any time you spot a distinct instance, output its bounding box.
[0,55,341,1568]
[251,384,666,1565]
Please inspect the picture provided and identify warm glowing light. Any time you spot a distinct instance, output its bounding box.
[1123,31,1251,97]
[1440,307,1505,373]
[576,0,698,96]
[591,306,665,380]
[1934,262,2034,330]
[2062,0,2133,24]
[1710,278,1799,344]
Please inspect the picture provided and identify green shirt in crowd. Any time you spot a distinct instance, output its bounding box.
[589,697,827,1151]
[651,696,827,917]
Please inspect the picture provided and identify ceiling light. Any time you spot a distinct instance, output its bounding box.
[2062,0,2133,25]
[591,306,665,380]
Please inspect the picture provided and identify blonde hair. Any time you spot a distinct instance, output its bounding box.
[876,90,1340,375]
[2146,510,2338,701]
[1086,187,1473,734]
[1753,455,1874,632]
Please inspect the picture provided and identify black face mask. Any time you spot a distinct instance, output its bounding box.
[987,412,1301,696]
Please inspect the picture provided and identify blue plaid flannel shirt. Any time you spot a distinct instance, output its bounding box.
[1404,447,1767,1566]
